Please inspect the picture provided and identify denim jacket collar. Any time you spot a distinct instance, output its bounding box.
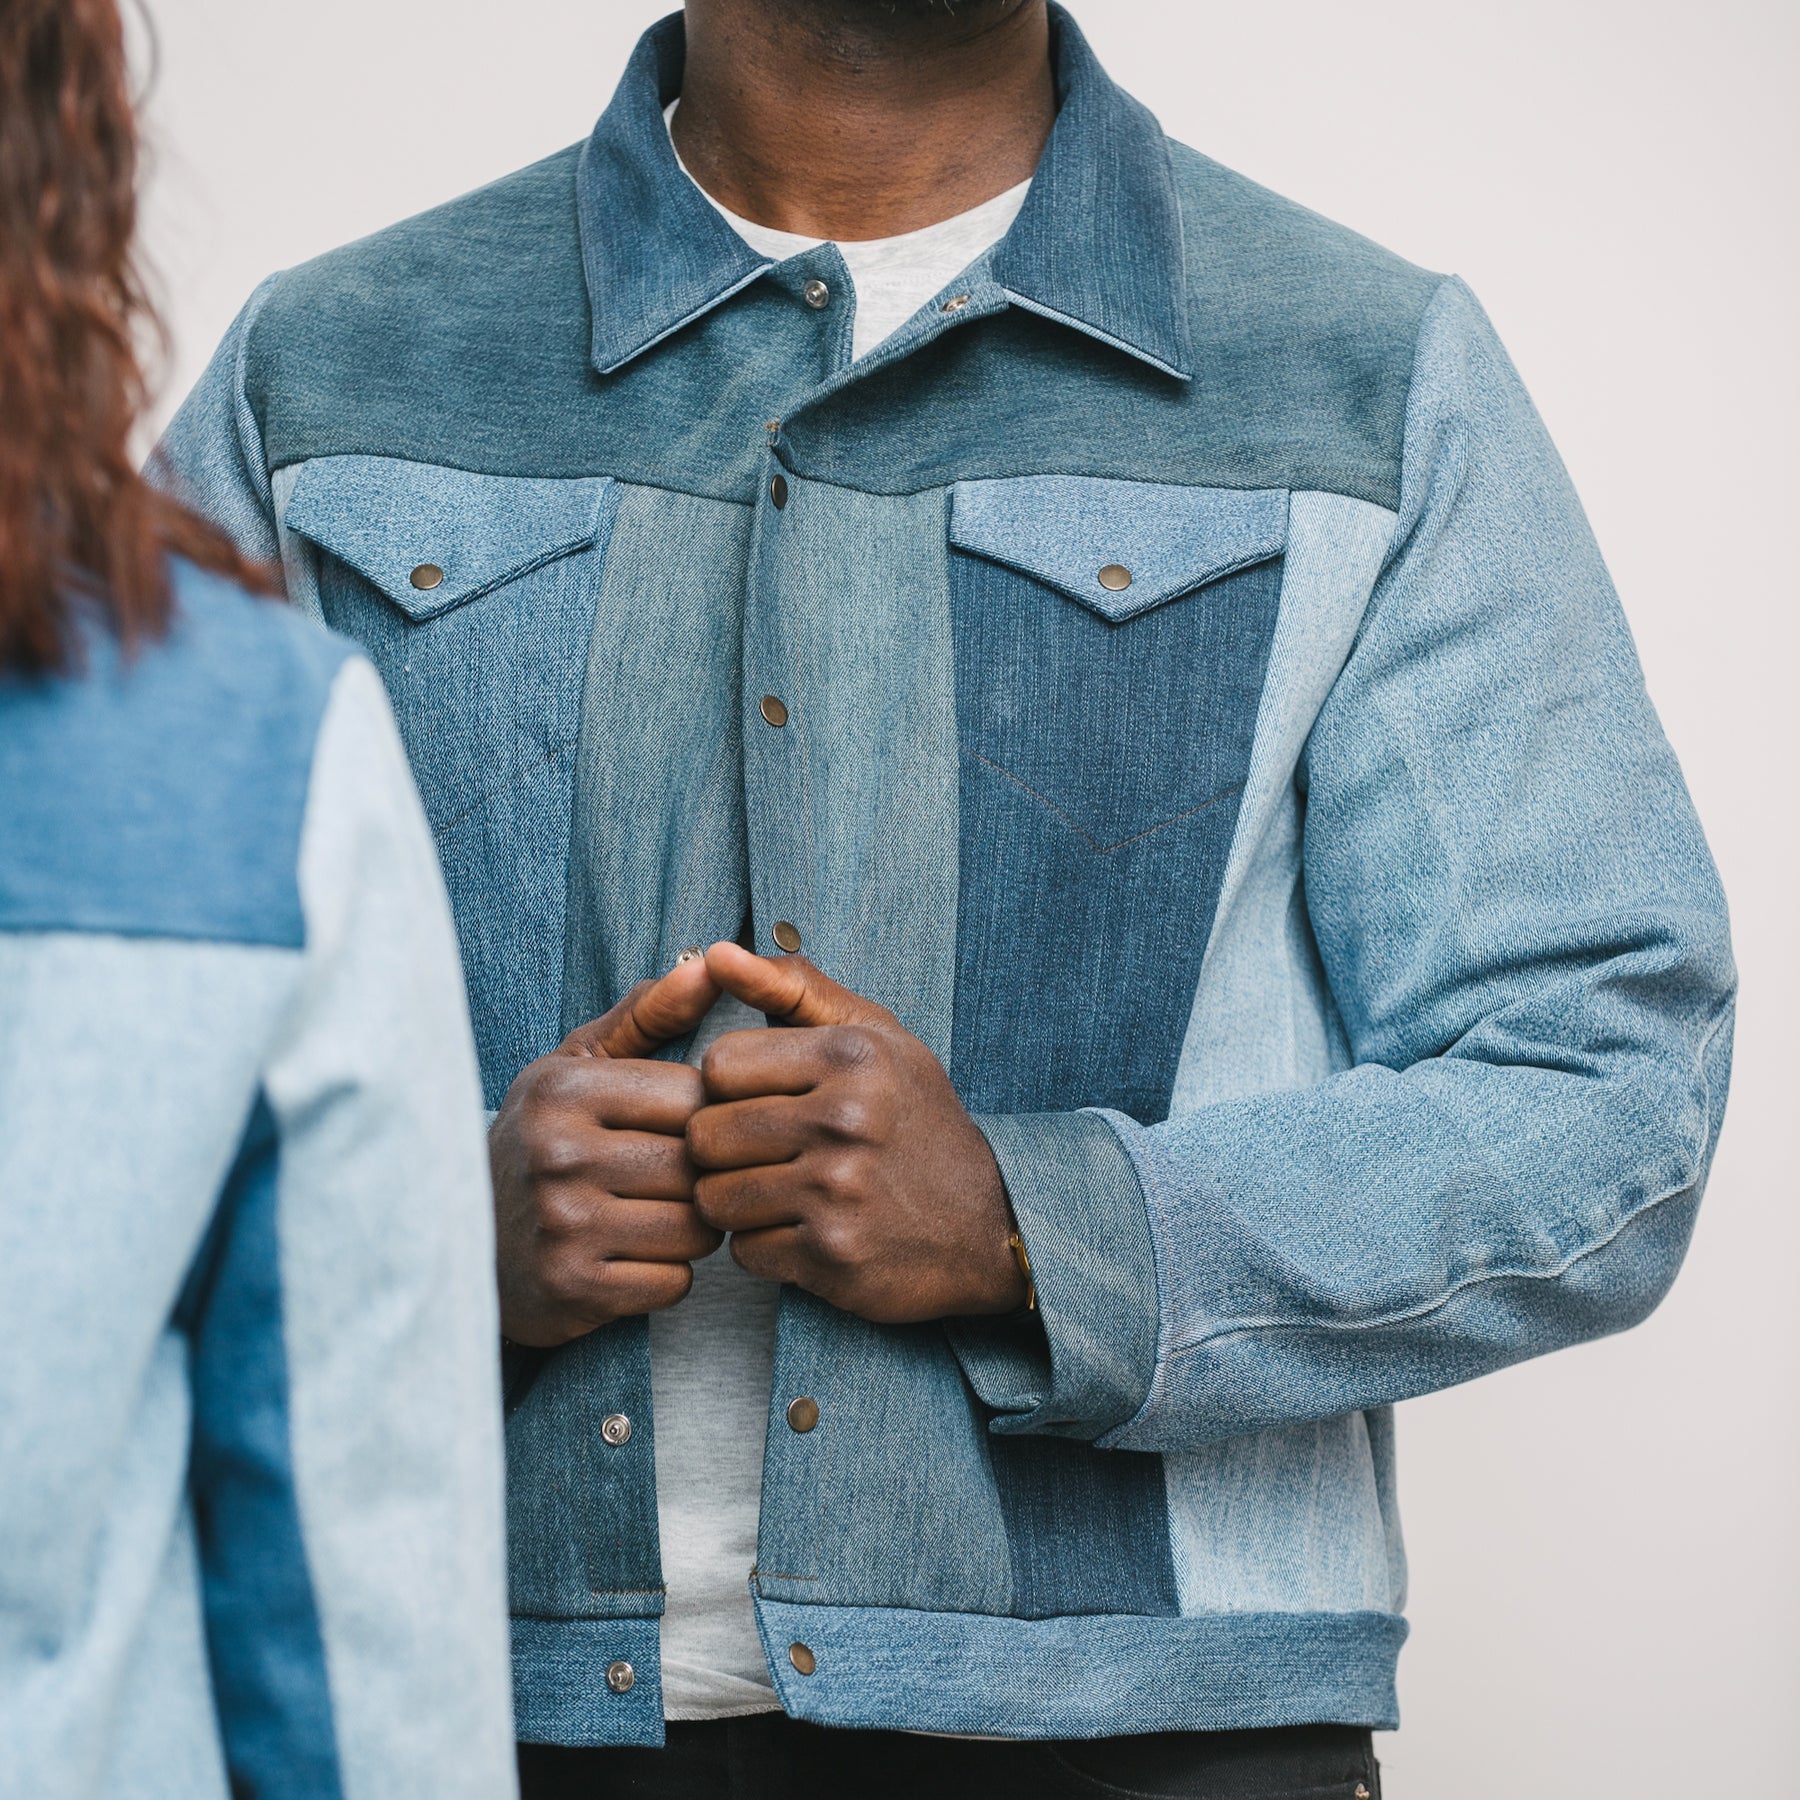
[576,7,1192,381]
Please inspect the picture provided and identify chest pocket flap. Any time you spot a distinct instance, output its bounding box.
[950,475,1287,622]
[283,454,613,621]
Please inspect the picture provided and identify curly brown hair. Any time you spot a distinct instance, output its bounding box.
[0,0,273,676]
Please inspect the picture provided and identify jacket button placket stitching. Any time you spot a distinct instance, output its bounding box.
[747,438,821,1592]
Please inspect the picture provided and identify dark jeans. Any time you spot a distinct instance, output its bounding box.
[517,1716,1381,1799]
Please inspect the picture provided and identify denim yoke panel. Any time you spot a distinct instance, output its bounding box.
[282,456,618,1112]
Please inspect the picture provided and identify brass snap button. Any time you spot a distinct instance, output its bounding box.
[760,695,789,728]
[409,563,444,591]
[606,1660,635,1694]
[772,920,802,954]
[600,1413,632,1447]
[770,474,789,509]
[786,1396,820,1433]
[1097,564,1132,591]
[789,1642,816,1676]
[803,278,830,309]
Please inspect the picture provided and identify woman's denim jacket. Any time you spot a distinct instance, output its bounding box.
[155,7,1735,1748]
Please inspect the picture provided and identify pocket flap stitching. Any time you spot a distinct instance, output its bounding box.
[283,454,613,621]
[950,475,1287,621]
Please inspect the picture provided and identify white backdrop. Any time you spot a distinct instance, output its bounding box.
[138,4,1797,1793]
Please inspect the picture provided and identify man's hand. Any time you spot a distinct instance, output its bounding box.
[686,944,1028,1324]
[490,956,725,1347]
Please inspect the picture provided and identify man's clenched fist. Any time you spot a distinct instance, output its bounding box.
[489,957,724,1346]
[686,944,1028,1324]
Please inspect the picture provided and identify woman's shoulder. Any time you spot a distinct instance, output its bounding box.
[0,563,361,950]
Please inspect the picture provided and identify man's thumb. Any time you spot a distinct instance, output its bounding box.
[704,941,896,1029]
[562,951,720,1059]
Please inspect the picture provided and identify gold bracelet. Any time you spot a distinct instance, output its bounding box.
[1008,1230,1037,1313]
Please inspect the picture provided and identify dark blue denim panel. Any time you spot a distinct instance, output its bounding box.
[987,1434,1179,1620]
[505,1321,664,1620]
[302,478,617,1107]
[0,562,348,948]
[950,546,1285,1121]
[948,500,1282,1624]
[179,1094,345,1800]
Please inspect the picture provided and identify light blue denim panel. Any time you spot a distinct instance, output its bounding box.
[740,468,1014,1614]
[560,483,754,1031]
[1101,280,1734,1450]
[1165,490,1394,1116]
[752,1293,1014,1618]
[1146,489,1405,1613]
[265,661,515,1797]
[741,469,959,1050]
[751,1599,1403,1735]
[0,932,293,1798]
[1161,1415,1395,1617]
[949,476,1286,622]
[105,1504,233,1798]
[283,457,618,1107]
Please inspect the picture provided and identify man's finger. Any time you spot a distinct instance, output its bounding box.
[704,942,897,1030]
[727,1225,811,1288]
[697,1029,842,1104]
[584,1259,700,1319]
[694,1166,807,1235]
[563,953,721,1061]
[589,1198,722,1264]
[589,1129,699,1201]
[687,1093,814,1170]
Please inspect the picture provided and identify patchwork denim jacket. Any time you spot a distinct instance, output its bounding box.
[155,6,1735,1748]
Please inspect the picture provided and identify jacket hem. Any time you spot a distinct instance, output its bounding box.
[749,1600,1405,1739]
[512,1616,666,1747]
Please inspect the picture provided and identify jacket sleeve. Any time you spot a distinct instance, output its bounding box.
[185,657,516,1798]
[948,278,1736,1452]
[149,277,284,566]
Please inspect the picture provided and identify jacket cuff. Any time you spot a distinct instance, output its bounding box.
[944,1111,1158,1442]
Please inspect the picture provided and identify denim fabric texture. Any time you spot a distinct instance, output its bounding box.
[152,3,1734,1747]
[0,568,345,946]
[179,1095,344,1800]
[286,458,619,1106]
[0,580,515,1794]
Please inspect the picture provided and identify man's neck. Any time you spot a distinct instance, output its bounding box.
[672,0,1054,241]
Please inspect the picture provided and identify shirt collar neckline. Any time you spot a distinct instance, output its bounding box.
[576,7,1191,382]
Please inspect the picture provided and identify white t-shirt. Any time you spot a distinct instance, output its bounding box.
[648,113,1029,1723]
[667,102,1029,361]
